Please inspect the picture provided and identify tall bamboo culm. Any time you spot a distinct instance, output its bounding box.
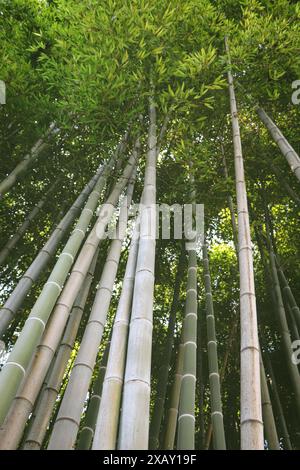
[47,157,137,449]
[0,123,57,198]
[225,36,263,449]
[0,163,106,338]
[92,221,140,450]
[0,181,59,266]
[22,248,99,450]
[149,247,185,449]
[76,337,111,450]
[202,243,226,449]
[256,107,300,182]
[163,340,184,450]
[118,99,157,450]
[0,148,122,425]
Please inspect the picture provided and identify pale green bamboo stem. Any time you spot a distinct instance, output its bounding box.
[225,36,263,450]
[260,352,280,450]
[256,107,300,182]
[118,98,157,450]
[47,160,137,449]
[22,249,99,450]
[203,243,226,450]
[92,221,140,450]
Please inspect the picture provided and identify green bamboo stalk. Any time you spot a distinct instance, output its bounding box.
[177,248,197,450]
[0,153,118,425]
[149,248,185,450]
[286,303,300,342]
[262,348,293,450]
[0,123,57,198]
[276,261,300,332]
[0,180,59,266]
[202,243,226,449]
[268,249,300,418]
[118,98,157,450]
[270,163,300,206]
[0,164,105,338]
[197,306,205,450]
[92,220,140,450]
[22,248,99,450]
[260,351,280,450]
[76,338,111,450]
[225,36,263,449]
[47,160,137,449]
[163,341,184,450]
[256,107,300,182]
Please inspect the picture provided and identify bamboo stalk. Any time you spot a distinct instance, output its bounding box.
[76,338,111,450]
[149,247,185,450]
[225,36,263,450]
[0,123,58,198]
[177,246,197,450]
[92,221,140,450]
[163,341,184,450]
[0,150,121,425]
[256,107,300,182]
[202,243,226,449]
[260,351,280,450]
[118,98,157,450]
[276,261,300,332]
[270,163,300,206]
[0,164,105,338]
[0,181,59,266]
[47,160,137,449]
[22,249,99,450]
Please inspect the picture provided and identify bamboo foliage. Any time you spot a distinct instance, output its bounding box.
[202,243,226,450]
[0,146,125,425]
[0,123,58,198]
[47,159,137,449]
[225,36,263,450]
[92,221,140,450]
[0,163,105,338]
[256,107,300,182]
[22,248,99,450]
[118,98,157,450]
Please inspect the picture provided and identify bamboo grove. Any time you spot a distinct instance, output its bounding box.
[0,0,300,451]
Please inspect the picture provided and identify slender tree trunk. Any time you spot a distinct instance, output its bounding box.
[225,36,263,450]
[22,249,99,450]
[256,107,300,182]
[47,160,137,449]
[197,306,205,450]
[276,261,300,332]
[270,163,300,206]
[0,144,131,426]
[92,220,140,450]
[0,181,59,266]
[268,249,300,418]
[163,341,184,450]
[0,164,105,338]
[0,123,57,198]
[260,351,280,450]
[76,338,111,450]
[202,243,226,449]
[263,348,293,450]
[118,98,157,450]
[149,247,185,450]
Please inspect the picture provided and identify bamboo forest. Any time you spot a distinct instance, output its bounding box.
[1,0,300,453]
